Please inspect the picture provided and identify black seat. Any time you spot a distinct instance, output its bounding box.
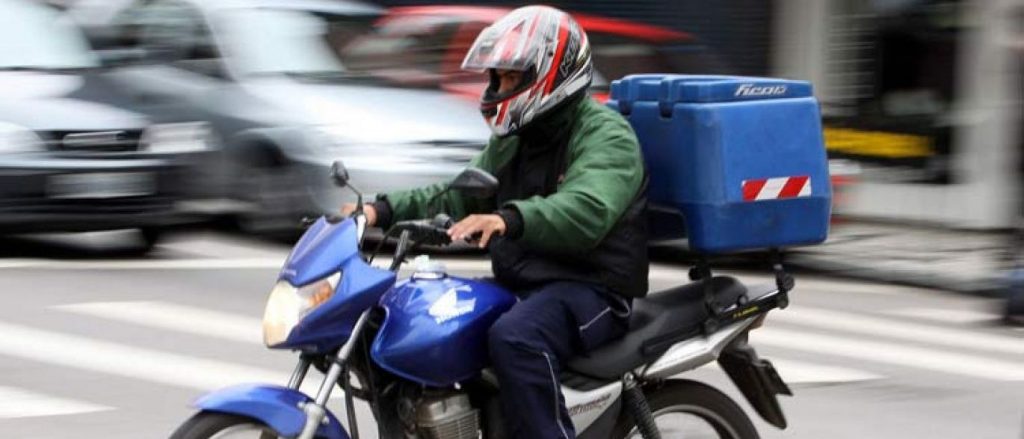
[567,276,747,380]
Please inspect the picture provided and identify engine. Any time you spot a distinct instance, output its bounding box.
[415,393,480,439]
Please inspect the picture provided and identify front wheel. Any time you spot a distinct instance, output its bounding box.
[170,412,280,439]
[612,380,760,439]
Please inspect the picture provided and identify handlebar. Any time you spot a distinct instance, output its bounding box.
[367,213,485,270]
[392,214,455,246]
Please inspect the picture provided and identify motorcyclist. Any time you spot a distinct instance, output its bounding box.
[343,6,648,438]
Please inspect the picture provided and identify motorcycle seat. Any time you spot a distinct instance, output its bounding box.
[566,276,747,380]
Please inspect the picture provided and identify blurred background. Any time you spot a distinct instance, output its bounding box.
[0,0,1022,438]
[0,0,1020,238]
[4,0,1023,238]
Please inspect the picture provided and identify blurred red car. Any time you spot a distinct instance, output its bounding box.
[342,6,732,102]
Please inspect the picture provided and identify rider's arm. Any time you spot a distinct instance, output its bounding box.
[504,104,644,252]
[375,138,504,228]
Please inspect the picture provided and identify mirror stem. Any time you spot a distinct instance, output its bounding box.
[348,183,364,213]
[390,230,412,272]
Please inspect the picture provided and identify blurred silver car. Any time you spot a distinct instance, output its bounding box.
[75,0,490,234]
[0,0,209,248]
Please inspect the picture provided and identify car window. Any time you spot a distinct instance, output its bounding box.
[343,20,460,76]
[0,0,98,70]
[122,0,225,78]
[216,8,377,79]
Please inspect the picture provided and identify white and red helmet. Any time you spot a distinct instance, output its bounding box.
[461,6,593,137]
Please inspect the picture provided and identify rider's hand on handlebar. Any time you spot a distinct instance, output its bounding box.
[447,214,506,249]
[340,203,377,227]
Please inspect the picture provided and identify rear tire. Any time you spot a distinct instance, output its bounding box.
[169,412,280,439]
[611,380,760,439]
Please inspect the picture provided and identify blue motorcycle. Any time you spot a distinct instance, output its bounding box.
[170,161,794,439]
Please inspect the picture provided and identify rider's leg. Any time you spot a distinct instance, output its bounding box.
[487,281,629,439]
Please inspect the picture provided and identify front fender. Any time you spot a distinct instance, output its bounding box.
[194,384,349,439]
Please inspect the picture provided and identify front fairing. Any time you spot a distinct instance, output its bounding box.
[279,216,361,287]
[371,275,516,387]
[272,217,395,352]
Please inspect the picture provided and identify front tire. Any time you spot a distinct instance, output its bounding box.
[170,412,280,439]
[612,380,760,439]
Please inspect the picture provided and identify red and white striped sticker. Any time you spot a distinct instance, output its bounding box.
[742,176,811,201]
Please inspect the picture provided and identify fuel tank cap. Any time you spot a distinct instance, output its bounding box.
[411,255,447,280]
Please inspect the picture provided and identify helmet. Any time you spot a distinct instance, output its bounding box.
[461,6,592,137]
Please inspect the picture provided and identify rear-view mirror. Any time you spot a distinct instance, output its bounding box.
[450,167,498,199]
[330,161,350,187]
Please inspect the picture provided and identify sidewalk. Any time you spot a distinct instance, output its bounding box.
[788,221,1015,296]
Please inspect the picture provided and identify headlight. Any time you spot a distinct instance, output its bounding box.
[262,272,341,347]
[0,122,43,153]
[140,122,211,154]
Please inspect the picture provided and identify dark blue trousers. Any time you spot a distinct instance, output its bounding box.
[488,281,631,439]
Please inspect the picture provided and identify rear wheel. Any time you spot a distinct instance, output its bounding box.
[170,412,280,439]
[612,380,760,439]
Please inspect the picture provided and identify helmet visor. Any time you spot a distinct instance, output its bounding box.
[461,8,558,72]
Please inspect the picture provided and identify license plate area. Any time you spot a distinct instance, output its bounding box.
[46,172,156,199]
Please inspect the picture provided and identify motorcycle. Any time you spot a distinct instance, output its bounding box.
[170,161,794,439]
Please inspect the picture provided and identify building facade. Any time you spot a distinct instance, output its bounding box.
[776,0,1024,228]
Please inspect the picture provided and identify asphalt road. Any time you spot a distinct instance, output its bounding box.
[0,230,1021,439]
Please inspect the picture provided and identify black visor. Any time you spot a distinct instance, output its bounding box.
[481,67,538,113]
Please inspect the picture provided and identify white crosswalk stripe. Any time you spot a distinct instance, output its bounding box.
[42,300,1024,384]
[752,327,1024,381]
[3,294,1022,426]
[694,357,883,384]
[158,235,289,259]
[54,301,890,386]
[5,231,1023,439]
[56,301,890,385]
[774,306,1024,355]
[0,386,112,419]
[765,358,883,384]
[886,307,1000,325]
[0,321,284,391]
[55,301,263,345]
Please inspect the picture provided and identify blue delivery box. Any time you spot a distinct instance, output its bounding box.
[608,74,831,253]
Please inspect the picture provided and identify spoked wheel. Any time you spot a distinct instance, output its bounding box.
[170,412,281,439]
[612,380,760,439]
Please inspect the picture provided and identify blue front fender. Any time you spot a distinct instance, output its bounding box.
[194,384,349,439]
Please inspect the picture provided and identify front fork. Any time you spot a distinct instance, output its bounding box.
[293,310,372,439]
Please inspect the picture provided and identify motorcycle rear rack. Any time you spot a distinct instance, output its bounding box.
[690,249,792,334]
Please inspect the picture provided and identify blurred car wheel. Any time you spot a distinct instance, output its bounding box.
[233,147,304,239]
[139,227,162,251]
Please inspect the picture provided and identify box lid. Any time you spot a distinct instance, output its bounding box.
[609,74,814,114]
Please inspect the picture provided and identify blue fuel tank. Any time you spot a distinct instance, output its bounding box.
[371,273,516,387]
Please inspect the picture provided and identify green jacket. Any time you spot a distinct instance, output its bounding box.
[382,97,645,253]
